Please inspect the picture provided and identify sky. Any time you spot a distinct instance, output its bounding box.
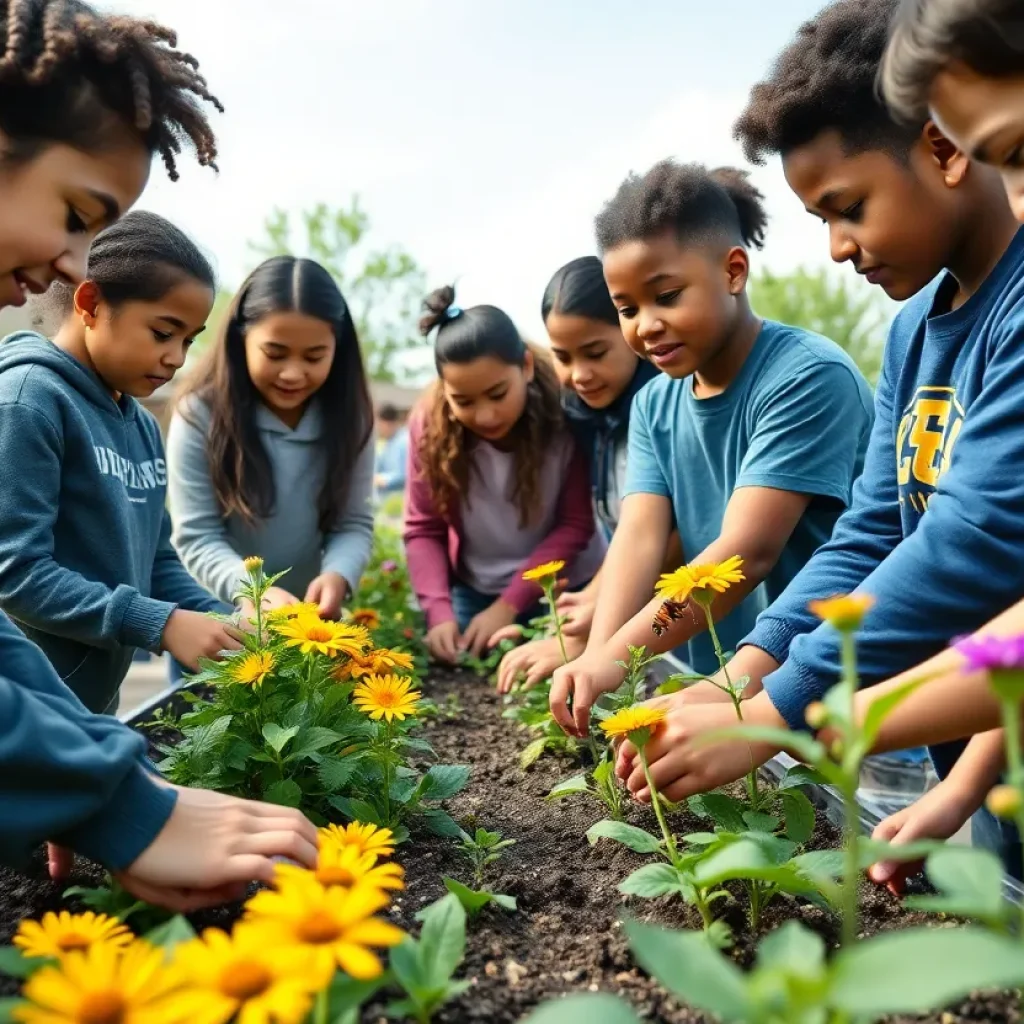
[112,0,880,353]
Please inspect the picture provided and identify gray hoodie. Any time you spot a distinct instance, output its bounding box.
[166,395,375,605]
[0,332,225,714]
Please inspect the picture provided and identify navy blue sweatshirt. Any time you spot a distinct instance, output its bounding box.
[0,333,226,713]
[0,610,175,869]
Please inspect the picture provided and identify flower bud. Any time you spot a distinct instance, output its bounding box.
[829,738,844,761]
[804,702,829,730]
[986,785,1022,819]
[243,555,264,574]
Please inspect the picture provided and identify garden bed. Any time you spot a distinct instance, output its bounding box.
[2,664,1020,1022]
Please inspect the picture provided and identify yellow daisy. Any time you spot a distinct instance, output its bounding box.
[242,556,264,574]
[244,875,404,985]
[808,593,876,632]
[521,560,566,583]
[167,924,320,1024]
[273,615,369,659]
[14,911,133,960]
[14,940,185,1024]
[600,705,668,746]
[348,608,381,631]
[655,555,746,604]
[319,822,396,861]
[226,650,275,687]
[352,674,421,722]
[264,602,322,623]
[280,845,404,892]
[342,648,417,681]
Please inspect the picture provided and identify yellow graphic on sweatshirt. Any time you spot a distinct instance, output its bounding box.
[896,386,964,513]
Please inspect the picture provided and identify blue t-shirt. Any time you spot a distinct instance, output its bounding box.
[624,320,874,675]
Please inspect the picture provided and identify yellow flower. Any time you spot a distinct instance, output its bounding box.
[349,608,381,631]
[242,556,264,574]
[265,602,322,622]
[244,875,404,984]
[808,593,876,632]
[368,648,415,673]
[273,615,369,659]
[655,555,746,604]
[337,647,417,682]
[167,924,320,1024]
[226,650,275,687]
[319,822,396,861]
[280,845,405,892]
[14,912,133,961]
[352,674,421,722]
[521,560,566,583]
[14,940,184,1024]
[987,785,1022,820]
[600,705,668,746]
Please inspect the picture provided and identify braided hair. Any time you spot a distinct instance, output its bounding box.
[0,0,222,180]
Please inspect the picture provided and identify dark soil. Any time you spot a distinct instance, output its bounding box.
[1,666,1020,1023]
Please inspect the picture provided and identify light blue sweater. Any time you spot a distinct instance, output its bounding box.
[167,396,375,605]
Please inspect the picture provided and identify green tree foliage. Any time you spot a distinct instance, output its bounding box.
[748,266,888,386]
[249,198,428,382]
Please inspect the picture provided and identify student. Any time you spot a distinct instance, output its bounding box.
[613,0,1024,878]
[882,0,1024,220]
[0,0,314,905]
[404,285,605,665]
[549,160,874,737]
[0,211,241,717]
[375,402,410,498]
[494,256,661,693]
[168,256,375,622]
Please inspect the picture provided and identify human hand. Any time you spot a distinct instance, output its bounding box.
[113,785,318,913]
[161,610,244,672]
[264,586,300,611]
[867,780,976,896]
[426,621,462,665]
[47,842,74,882]
[496,633,586,694]
[461,600,517,658]
[619,697,782,803]
[305,572,349,620]
[549,651,627,737]
[555,591,595,639]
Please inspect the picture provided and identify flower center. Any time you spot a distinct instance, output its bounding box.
[374,690,398,707]
[296,911,342,944]
[79,992,126,1024]
[306,626,334,643]
[220,960,272,1001]
[316,865,358,887]
[57,932,91,951]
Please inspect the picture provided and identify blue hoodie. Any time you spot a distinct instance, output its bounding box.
[0,609,175,870]
[0,332,227,714]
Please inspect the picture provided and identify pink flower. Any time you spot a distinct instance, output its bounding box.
[954,634,1024,672]
[381,560,398,574]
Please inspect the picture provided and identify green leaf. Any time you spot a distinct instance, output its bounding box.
[681,832,722,846]
[418,764,470,802]
[856,836,945,868]
[781,789,816,845]
[619,863,687,899]
[264,778,302,807]
[262,722,300,754]
[521,994,641,1024]
[318,756,359,793]
[0,947,49,979]
[586,819,662,854]
[388,939,429,1002]
[326,973,386,1021]
[143,915,196,953]
[492,893,518,911]
[519,737,548,768]
[547,774,590,800]
[861,676,929,751]
[778,764,830,790]
[329,796,381,825]
[791,849,845,880]
[829,927,1024,1015]
[420,808,465,839]
[0,997,27,1024]
[742,811,781,833]
[756,920,826,976]
[625,919,751,1019]
[286,726,343,761]
[688,793,747,834]
[699,724,829,774]
[905,847,1009,926]
[441,878,493,915]
[417,893,466,988]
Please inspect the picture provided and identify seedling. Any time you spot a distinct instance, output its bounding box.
[457,826,516,888]
[548,758,627,821]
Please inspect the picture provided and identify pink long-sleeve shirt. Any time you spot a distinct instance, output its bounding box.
[403,411,602,629]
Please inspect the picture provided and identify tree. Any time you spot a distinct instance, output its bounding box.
[249,198,428,382]
[748,266,889,386]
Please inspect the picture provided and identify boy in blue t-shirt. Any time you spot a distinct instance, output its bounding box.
[613,0,1022,880]
[549,160,874,736]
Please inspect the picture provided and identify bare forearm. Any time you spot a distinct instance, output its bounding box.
[588,540,664,649]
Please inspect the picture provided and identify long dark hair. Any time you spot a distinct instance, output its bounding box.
[179,255,373,532]
[416,284,563,527]
[541,255,618,326]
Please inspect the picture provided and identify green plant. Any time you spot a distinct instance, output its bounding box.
[389,893,471,1023]
[457,827,516,888]
[62,876,171,933]
[548,759,627,821]
[441,877,517,917]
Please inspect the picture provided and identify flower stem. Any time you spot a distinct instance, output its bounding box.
[839,631,860,950]
[996,695,1024,941]
[315,988,329,1024]
[640,748,678,865]
[546,583,569,666]
[382,720,394,826]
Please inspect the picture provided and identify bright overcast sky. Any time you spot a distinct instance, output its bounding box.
[112,0,880,345]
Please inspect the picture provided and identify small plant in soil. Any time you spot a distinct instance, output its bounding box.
[548,758,627,821]
[440,826,519,916]
[62,876,172,934]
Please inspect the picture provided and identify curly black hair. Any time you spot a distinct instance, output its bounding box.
[733,0,920,165]
[594,160,768,254]
[0,0,222,180]
[882,0,1024,122]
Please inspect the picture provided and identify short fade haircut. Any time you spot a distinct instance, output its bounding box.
[882,0,1024,123]
[594,160,768,255]
[733,0,922,165]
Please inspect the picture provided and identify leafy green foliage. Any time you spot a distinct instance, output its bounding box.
[457,826,516,888]
[63,876,170,933]
[442,878,517,916]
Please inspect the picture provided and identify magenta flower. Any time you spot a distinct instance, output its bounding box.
[380,560,398,573]
[954,634,1024,672]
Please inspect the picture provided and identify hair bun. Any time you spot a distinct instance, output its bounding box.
[419,284,458,336]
